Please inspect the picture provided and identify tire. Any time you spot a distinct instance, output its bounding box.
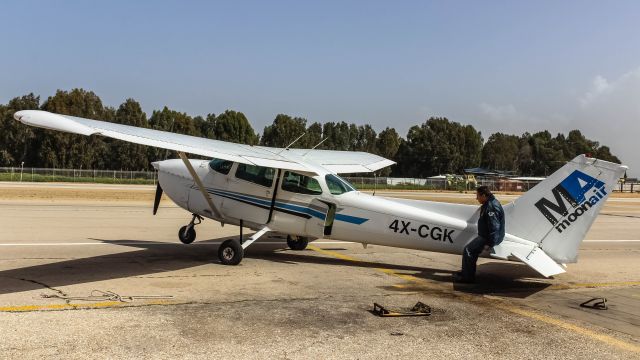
[287,235,309,251]
[218,239,244,265]
[178,225,196,244]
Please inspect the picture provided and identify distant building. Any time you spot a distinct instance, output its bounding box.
[463,168,545,192]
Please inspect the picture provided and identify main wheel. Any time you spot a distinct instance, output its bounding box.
[287,235,309,251]
[218,239,244,265]
[178,225,196,244]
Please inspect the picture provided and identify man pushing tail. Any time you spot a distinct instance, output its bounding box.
[454,186,505,283]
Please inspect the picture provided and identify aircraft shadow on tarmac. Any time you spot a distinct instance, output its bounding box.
[261,250,552,299]
[0,237,233,296]
[0,238,550,298]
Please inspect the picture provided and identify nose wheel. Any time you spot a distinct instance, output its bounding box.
[178,214,203,244]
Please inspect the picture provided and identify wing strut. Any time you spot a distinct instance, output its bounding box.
[240,226,271,249]
[178,152,223,219]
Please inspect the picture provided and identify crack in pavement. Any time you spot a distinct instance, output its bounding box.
[13,277,70,304]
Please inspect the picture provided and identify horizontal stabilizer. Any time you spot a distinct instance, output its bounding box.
[491,241,566,277]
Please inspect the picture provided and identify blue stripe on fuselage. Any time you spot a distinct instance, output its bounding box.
[201,187,368,224]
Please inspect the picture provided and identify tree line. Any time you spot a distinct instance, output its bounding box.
[0,88,620,177]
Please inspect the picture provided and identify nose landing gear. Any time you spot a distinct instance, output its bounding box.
[179,214,203,244]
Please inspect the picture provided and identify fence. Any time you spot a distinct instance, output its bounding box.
[343,176,543,192]
[0,167,635,193]
[0,167,157,185]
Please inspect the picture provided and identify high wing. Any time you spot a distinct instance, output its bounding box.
[286,149,395,174]
[13,110,394,175]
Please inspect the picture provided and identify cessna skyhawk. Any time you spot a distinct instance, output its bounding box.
[13,110,627,277]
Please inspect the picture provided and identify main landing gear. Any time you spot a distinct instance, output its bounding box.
[178,214,203,244]
[218,239,244,265]
[218,222,271,266]
[287,235,309,251]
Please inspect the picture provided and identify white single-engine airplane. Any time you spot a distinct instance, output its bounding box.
[14,110,627,277]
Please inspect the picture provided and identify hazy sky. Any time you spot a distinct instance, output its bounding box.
[1,1,639,175]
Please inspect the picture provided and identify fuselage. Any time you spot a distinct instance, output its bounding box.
[154,158,485,256]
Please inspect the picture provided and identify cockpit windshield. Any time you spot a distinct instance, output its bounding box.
[209,158,233,175]
[325,174,356,195]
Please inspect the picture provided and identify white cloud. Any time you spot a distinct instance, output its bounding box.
[572,67,640,176]
[473,67,640,176]
[480,103,518,121]
[477,103,568,137]
[580,75,611,106]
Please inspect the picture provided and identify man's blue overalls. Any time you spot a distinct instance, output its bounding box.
[461,194,505,281]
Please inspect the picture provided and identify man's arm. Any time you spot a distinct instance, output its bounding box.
[486,203,504,246]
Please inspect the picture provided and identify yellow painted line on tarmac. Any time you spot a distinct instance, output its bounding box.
[496,304,640,353]
[308,245,640,354]
[549,281,640,290]
[0,300,173,313]
[308,245,435,285]
[307,245,359,262]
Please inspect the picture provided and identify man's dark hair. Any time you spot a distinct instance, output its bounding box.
[476,186,492,197]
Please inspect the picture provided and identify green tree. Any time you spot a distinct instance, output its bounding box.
[375,127,401,176]
[112,99,149,170]
[354,124,377,153]
[303,122,323,148]
[148,106,198,160]
[594,145,620,163]
[260,114,306,147]
[194,114,216,139]
[0,93,40,167]
[321,121,353,150]
[481,133,520,171]
[396,117,482,177]
[461,125,483,169]
[213,110,258,144]
[518,131,565,176]
[39,88,111,169]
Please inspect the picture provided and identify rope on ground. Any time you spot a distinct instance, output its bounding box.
[41,290,174,303]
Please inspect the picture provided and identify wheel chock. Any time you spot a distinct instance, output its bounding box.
[372,302,432,317]
[579,297,607,310]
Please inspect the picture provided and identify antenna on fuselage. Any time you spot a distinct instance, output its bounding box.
[277,132,306,155]
[302,137,328,156]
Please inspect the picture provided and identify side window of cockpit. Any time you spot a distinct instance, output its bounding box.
[281,171,323,195]
[325,174,356,195]
[209,158,233,175]
[235,164,275,187]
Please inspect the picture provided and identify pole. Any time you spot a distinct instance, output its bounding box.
[20,162,24,182]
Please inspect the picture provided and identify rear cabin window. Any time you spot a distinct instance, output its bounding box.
[235,164,275,187]
[209,158,233,175]
[325,174,356,195]
[281,172,323,195]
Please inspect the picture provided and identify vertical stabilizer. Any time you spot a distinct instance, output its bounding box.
[503,155,627,263]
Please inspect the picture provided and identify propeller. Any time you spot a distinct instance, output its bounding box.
[153,183,163,215]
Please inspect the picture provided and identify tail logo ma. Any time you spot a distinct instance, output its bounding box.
[535,170,607,233]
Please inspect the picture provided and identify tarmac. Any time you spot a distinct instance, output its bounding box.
[0,182,638,359]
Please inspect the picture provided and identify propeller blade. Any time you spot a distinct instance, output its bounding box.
[153,183,163,215]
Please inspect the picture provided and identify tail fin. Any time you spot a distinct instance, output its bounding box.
[503,155,627,264]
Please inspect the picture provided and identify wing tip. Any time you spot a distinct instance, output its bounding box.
[14,110,96,136]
